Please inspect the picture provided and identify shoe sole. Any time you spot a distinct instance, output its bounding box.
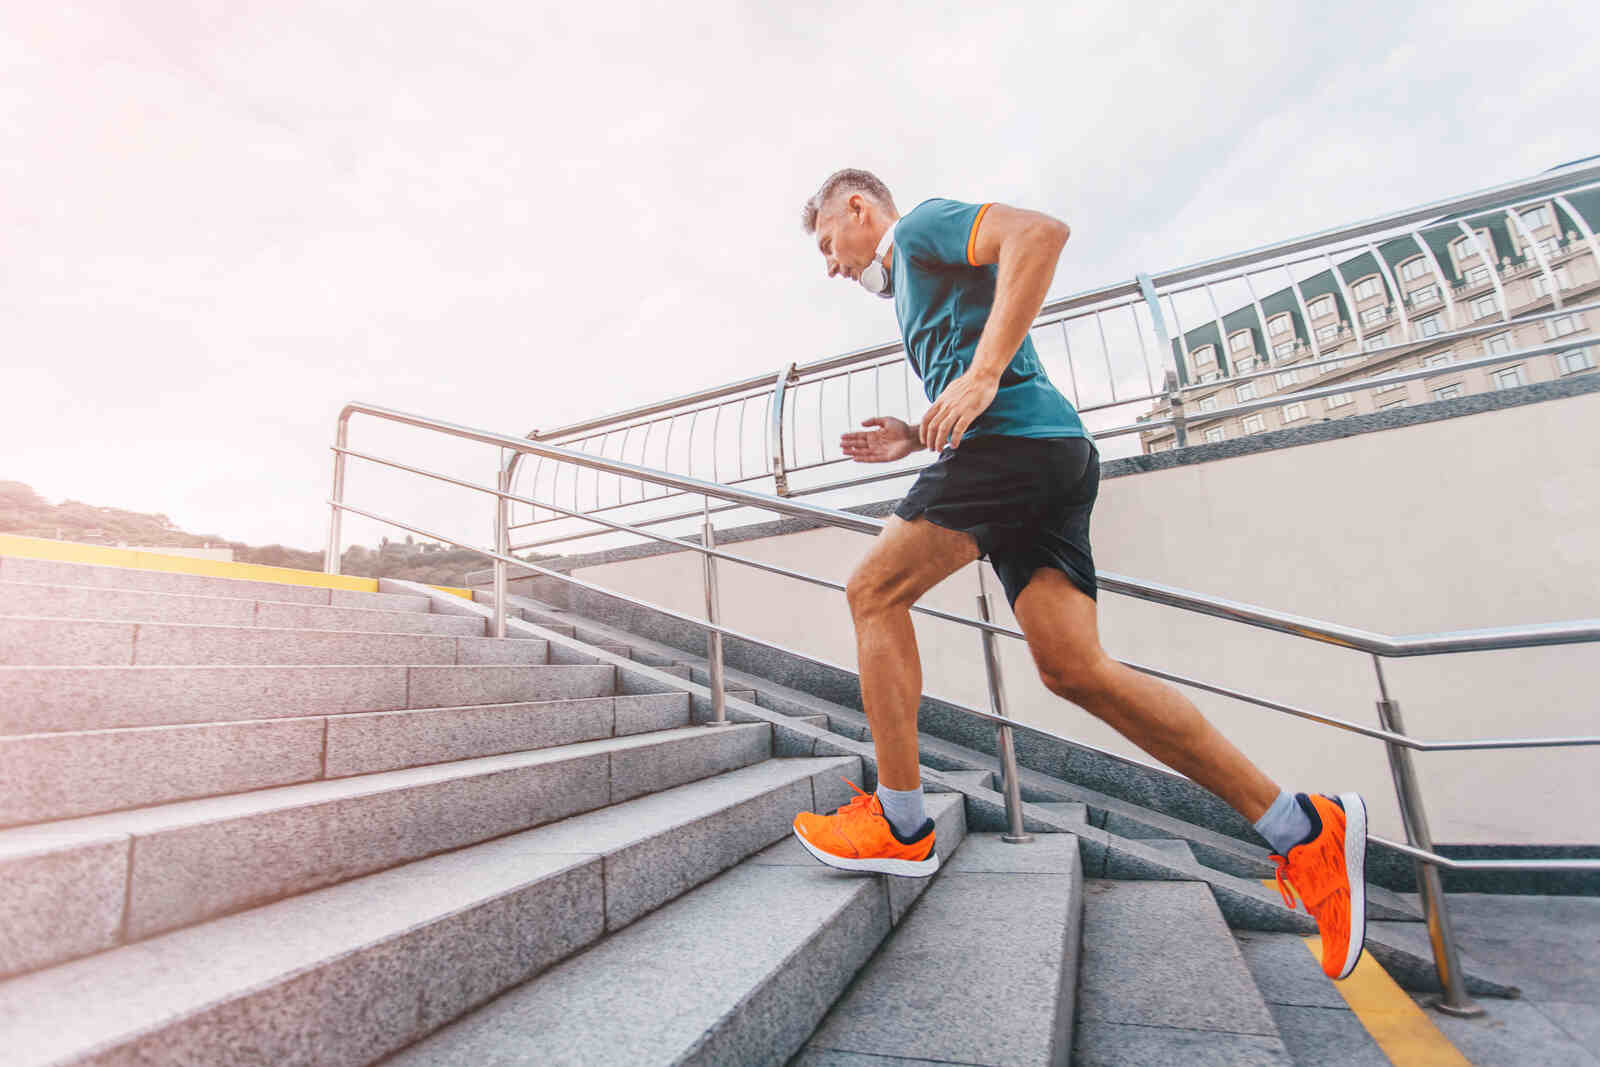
[1335,791,1368,980]
[792,825,941,878]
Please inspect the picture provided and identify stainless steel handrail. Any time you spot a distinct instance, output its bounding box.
[329,395,1599,1015]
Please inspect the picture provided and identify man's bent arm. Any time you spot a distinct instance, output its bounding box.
[966,204,1070,385]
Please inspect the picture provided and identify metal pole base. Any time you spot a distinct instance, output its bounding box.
[1427,995,1486,1019]
[1001,832,1035,844]
[699,719,736,728]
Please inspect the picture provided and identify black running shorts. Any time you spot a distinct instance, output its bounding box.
[893,435,1099,610]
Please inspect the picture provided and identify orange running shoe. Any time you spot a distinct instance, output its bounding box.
[1272,792,1368,980]
[792,778,940,877]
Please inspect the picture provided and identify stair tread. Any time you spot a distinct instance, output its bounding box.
[1073,879,1290,1062]
[0,723,768,855]
[0,755,857,1066]
[798,832,1083,1066]
[388,792,967,1066]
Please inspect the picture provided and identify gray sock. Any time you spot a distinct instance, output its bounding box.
[875,783,928,839]
[1254,790,1313,855]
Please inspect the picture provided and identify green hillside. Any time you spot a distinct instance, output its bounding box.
[0,480,550,587]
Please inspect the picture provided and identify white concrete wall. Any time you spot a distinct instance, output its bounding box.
[569,392,1600,845]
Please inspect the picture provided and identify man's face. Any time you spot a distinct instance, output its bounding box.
[814,194,880,282]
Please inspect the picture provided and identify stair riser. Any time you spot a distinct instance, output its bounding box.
[0,558,435,613]
[0,724,774,977]
[0,694,693,827]
[0,619,548,668]
[1,757,859,1067]
[0,664,616,733]
[0,582,486,635]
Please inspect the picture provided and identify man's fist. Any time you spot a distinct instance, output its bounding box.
[839,416,919,463]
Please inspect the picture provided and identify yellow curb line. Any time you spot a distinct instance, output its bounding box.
[1306,936,1472,1066]
[0,534,472,598]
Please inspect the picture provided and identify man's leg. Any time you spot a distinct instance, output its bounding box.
[844,515,980,791]
[1011,567,1280,822]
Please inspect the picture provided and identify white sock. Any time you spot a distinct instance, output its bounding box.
[875,783,928,839]
[1254,790,1314,855]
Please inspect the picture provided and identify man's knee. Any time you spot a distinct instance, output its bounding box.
[1034,651,1110,705]
[846,564,899,619]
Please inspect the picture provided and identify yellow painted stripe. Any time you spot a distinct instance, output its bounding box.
[0,534,473,599]
[1305,937,1471,1066]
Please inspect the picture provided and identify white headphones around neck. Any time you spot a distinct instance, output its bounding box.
[859,223,896,299]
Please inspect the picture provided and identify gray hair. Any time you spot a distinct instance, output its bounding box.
[800,168,897,234]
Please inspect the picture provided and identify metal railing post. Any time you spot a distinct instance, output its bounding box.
[770,362,797,497]
[702,497,728,726]
[1163,369,1188,448]
[493,450,510,639]
[325,415,349,574]
[977,567,1033,844]
[1372,656,1482,1016]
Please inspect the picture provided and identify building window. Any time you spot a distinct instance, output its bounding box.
[1325,392,1354,410]
[1359,305,1389,326]
[1319,357,1348,374]
[1399,257,1431,282]
[1376,377,1406,393]
[1242,413,1266,434]
[1531,267,1572,297]
[1196,395,1218,413]
[1453,229,1492,264]
[1416,314,1443,338]
[1197,370,1221,383]
[1308,295,1335,319]
[1273,339,1298,358]
[1471,294,1500,320]
[1268,314,1292,337]
[1538,236,1561,258]
[1203,426,1225,443]
[1229,331,1254,353]
[1363,333,1390,352]
[1353,276,1383,302]
[1192,344,1216,366]
[1236,381,1258,402]
[1379,396,1408,411]
[1483,333,1512,356]
[1275,368,1301,388]
[1234,357,1259,375]
[1315,323,1340,343]
[1492,366,1524,390]
[1281,401,1308,422]
[1432,383,1464,401]
[1546,314,1583,338]
[1557,348,1594,374]
[1408,284,1440,307]
[1465,264,1492,287]
[1520,205,1551,231]
[1422,352,1452,369]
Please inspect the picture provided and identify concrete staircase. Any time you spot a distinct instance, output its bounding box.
[0,553,1500,1064]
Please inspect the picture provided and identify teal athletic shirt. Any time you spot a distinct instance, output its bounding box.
[890,198,1086,441]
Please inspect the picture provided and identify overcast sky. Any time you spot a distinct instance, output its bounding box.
[5,1,1597,554]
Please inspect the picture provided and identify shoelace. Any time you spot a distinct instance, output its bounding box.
[834,777,876,815]
[1271,855,1298,909]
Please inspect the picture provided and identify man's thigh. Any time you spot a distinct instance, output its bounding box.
[1011,567,1104,671]
[852,515,981,606]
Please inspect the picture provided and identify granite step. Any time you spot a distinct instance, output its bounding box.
[0,555,434,612]
[0,692,692,828]
[0,662,617,733]
[1235,931,1394,1065]
[0,616,548,667]
[793,831,1082,1067]
[0,721,773,977]
[0,755,862,1067]
[385,792,969,1066]
[0,580,489,636]
[1073,879,1292,1064]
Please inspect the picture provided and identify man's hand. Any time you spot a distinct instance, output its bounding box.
[840,416,919,463]
[919,370,999,451]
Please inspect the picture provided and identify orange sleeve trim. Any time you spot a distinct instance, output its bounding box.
[966,203,993,266]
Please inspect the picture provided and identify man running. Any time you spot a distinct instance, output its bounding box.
[788,168,1368,980]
